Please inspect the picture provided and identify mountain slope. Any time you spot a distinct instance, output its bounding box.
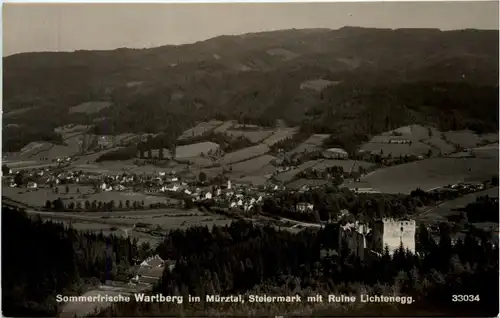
[3,27,499,152]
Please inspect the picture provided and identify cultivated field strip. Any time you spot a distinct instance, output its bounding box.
[225,129,274,143]
[262,127,298,146]
[178,120,223,140]
[289,134,330,154]
[217,143,270,165]
[362,157,499,194]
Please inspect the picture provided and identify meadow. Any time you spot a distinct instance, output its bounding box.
[68,101,112,114]
[362,157,499,194]
[178,120,223,140]
[217,143,270,165]
[289,134,330,154]
[418,187,499,224]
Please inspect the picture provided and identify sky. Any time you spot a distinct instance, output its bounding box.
[3,1,499,56]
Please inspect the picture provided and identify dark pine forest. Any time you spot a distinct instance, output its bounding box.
[2,204,498,317]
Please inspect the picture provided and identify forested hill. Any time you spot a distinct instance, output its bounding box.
[1,206,148,317]
[3,27,499,151]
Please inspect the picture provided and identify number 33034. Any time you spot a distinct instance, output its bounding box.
[452,295,480,302]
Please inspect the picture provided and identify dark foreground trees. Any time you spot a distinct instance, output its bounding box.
[94,220,499,317]
[1,206,145,317]
[2,203,497,317]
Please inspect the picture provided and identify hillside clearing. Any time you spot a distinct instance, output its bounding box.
[226,129,274,143]
[213,120,236,133]
[231,154,277,173]
[178,120,223,140]
[217,144,270,165]
[300,79,339,91]
[360,141,433,157]
[290,134,330,154]
[262,128,298,146]
[362,157,499,194]
[313,159,375,172]
[175,142,220,159]
[274,160,323,183]
[418,187,499,224]
[69,101,112,114]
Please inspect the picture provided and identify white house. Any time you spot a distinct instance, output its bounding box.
[205,192,213,200]
[100,182,112,191]
[139,255,164,268]
[27,181,38,189]
[296,202,314,213]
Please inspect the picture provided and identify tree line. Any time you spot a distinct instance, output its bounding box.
[93,219,499,317]
[2,206,151,317]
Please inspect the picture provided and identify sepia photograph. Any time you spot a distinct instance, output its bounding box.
[1,1,499,317]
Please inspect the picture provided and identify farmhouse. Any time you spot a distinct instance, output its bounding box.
[175,142,220,159]
[27,181,38,189]
[140,255,164,268]
[322,148,349,159]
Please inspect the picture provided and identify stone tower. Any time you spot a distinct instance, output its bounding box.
[380,218,416,254]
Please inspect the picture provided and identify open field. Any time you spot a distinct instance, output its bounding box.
[30,208,233,246]
[9,162,59,172]
[234,175,270,186]
[69,101,112,114]
[274,160,323,183]
[3,160,38,167]
[360,141,432,157]
[175,141,220,159]
[231,154,277,173]
[418,187,499,224]
[217,143,270,165]
[72,160,183,175]
[362,157,499,194]
[473,144,499,158]
[213,120,236,133]
[178,120,223,140]
[183,156,215,167]
[427,128,455,154]
[70,148,123,165]
[289,134,330,154]
[362,125,461,157]
[3,186,95,207]
[300,79,339,91]
[55,124,92,137]
[19,141,53,158]
[3,107,37,118]
[382,124,429,140]
[262,127,298,146]
[225,129,274,143]
[82,191,172,206]
[287,178,330,190]
[313,159,375,172]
